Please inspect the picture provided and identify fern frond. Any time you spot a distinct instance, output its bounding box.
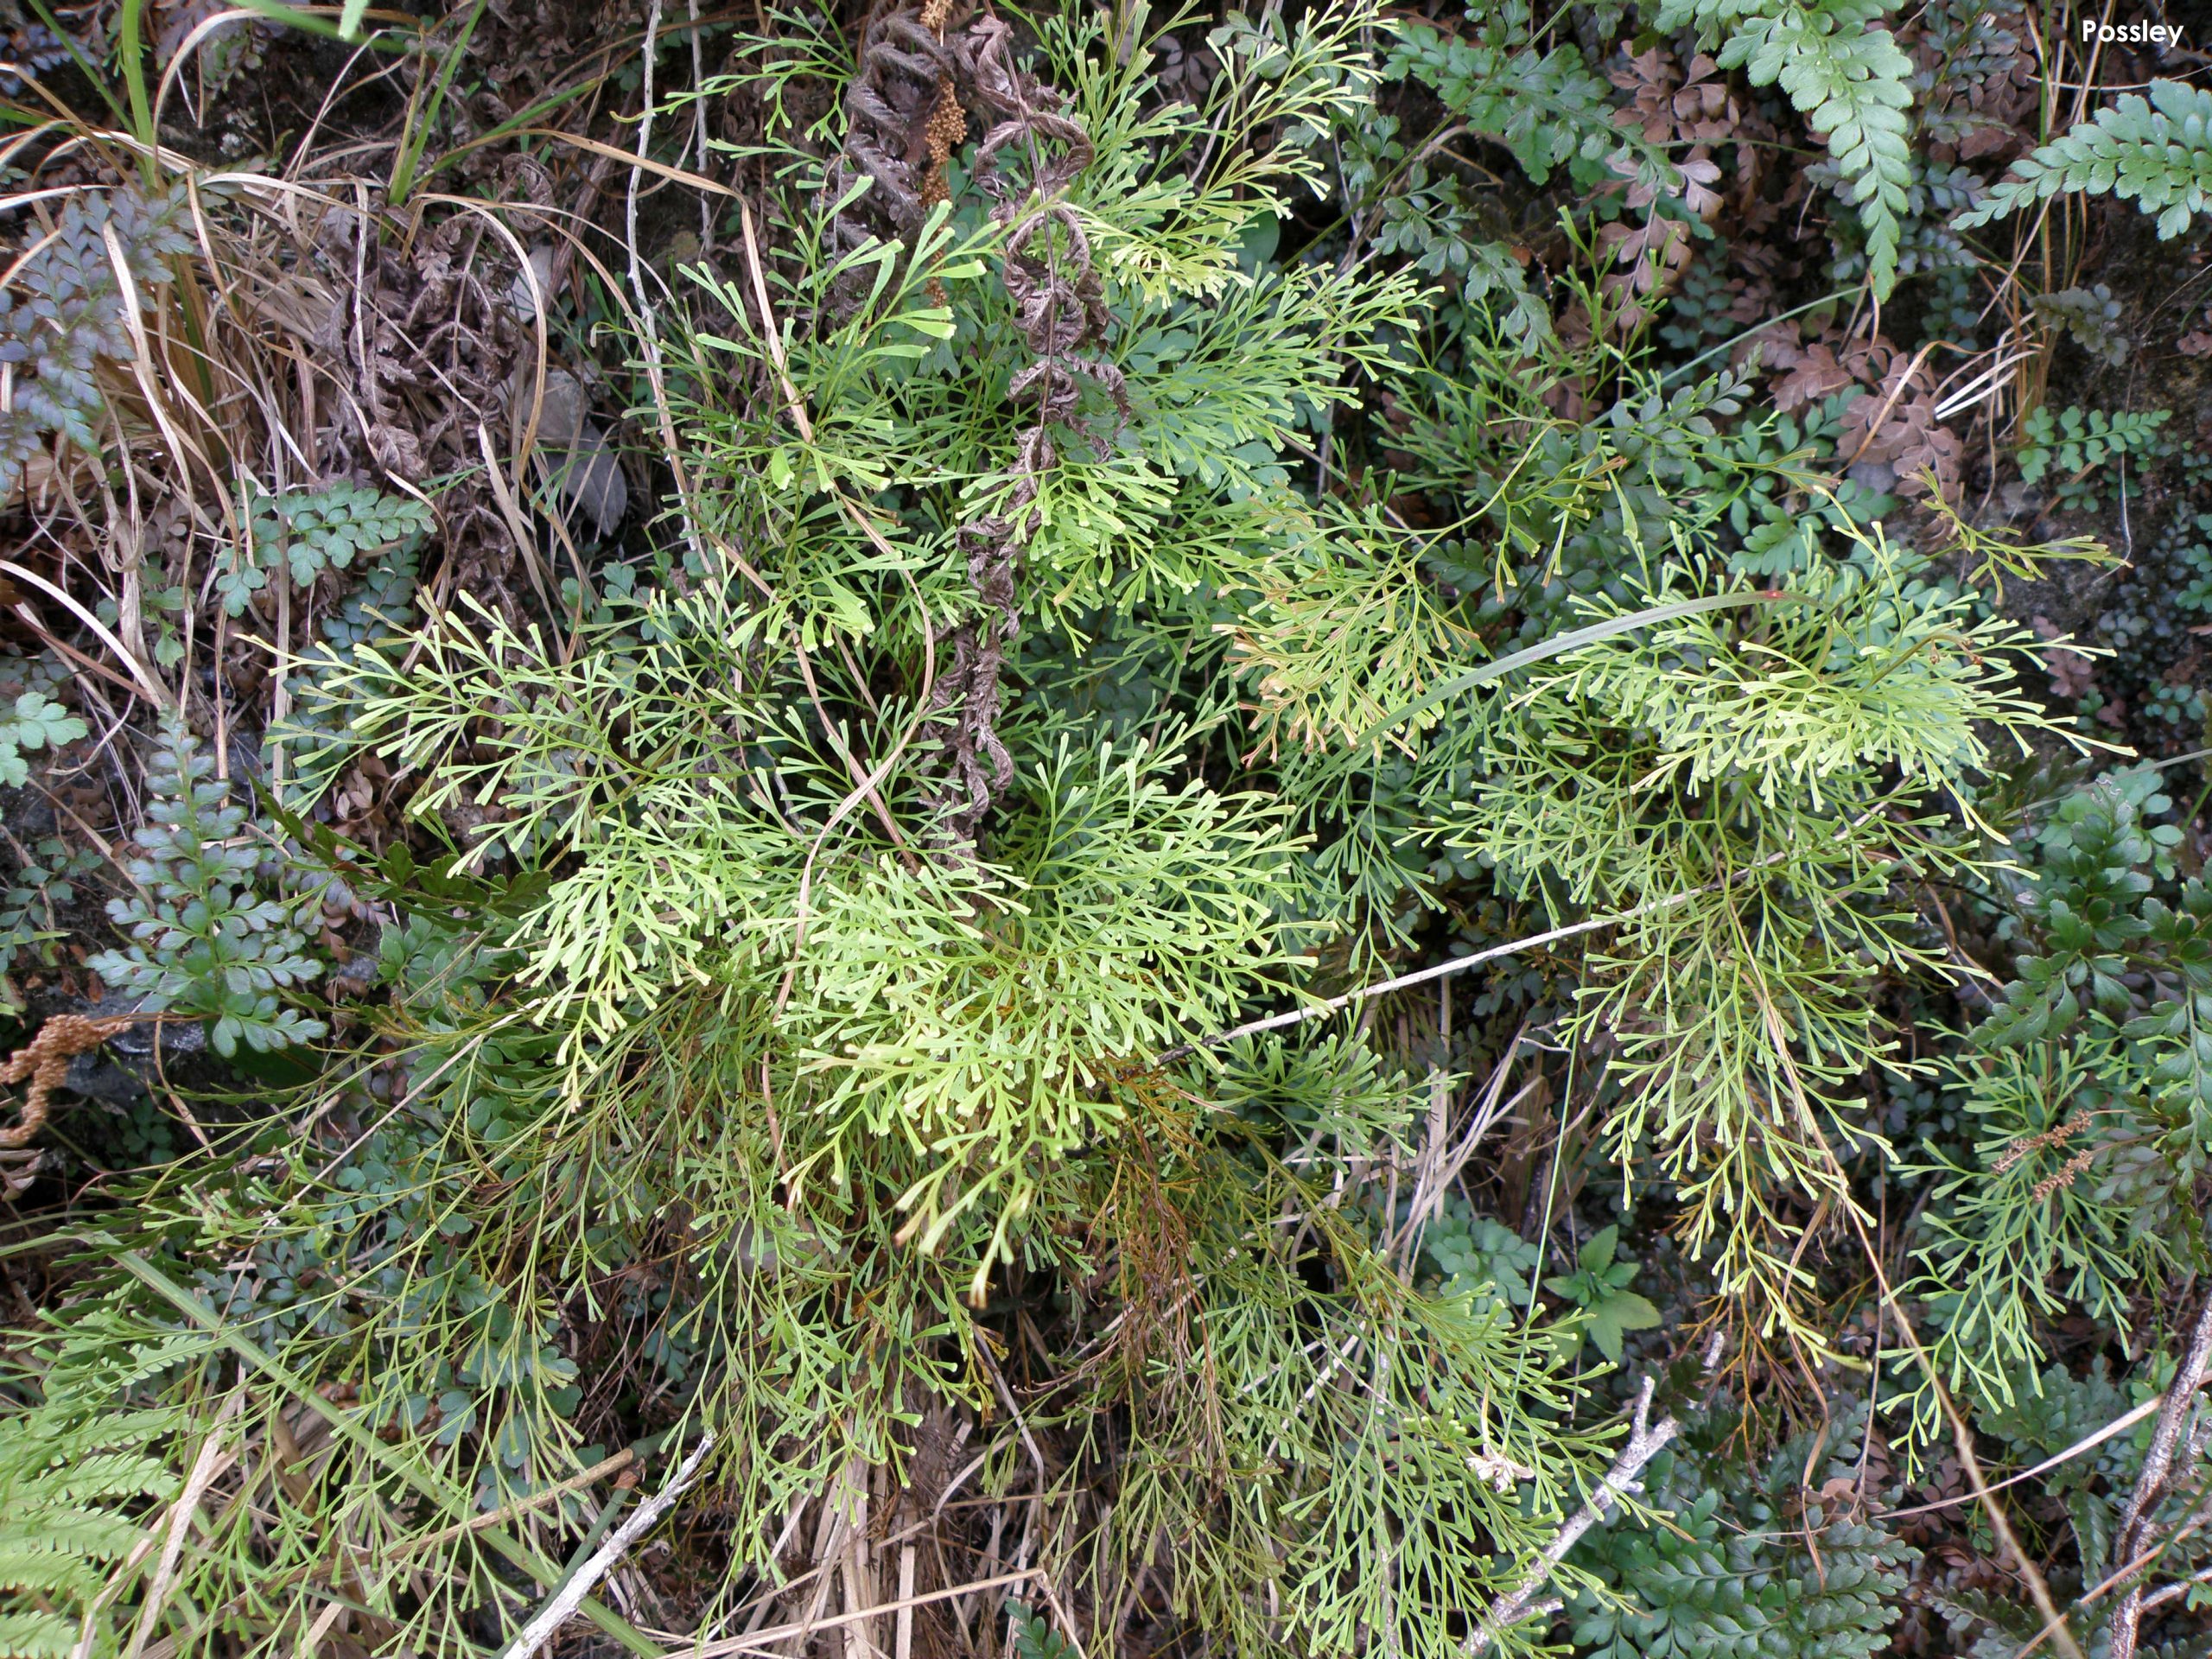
[87,717,326,1058]
[0,1357,186,1659]
[224,482,433,614]
[1386,16,1624,190]
[0,1511,143,1563]
[0,1611,74,1659]
[1659,0,1914,297]
[39,1452,177,1506]
[0,1542,100,1599]
[1955,79,2212,239]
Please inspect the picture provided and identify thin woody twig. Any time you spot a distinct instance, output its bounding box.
[2142,1560,2212,1614]
[1465,1375,1679,1656]
[2050,1489,2212,1630]
[1879,1376,2207,1522]
[683,1568,1046,1658]
[1160,801,1896,1065]
[2100,1294,2212,1659]
[497,1434,715,1659]
[1158,908,1638,1064]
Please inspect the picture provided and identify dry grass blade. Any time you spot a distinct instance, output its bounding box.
[683,1569,1046,1659]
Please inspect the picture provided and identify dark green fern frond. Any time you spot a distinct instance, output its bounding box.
[0,186,194,500]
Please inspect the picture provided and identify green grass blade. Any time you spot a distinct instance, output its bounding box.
[1356,588,1793,748]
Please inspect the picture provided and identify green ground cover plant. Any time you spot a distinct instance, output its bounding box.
[0,0,2209,1656]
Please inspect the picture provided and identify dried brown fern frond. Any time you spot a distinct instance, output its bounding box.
[913,11,1127,847]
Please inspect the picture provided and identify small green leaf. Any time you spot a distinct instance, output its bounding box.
[1580,1224,1621,1274]
[10,693,87,751]
[1585,1293,1662,1365]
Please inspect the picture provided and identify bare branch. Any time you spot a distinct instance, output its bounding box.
[499,1435,715,1659]
[2105,1294,2212,1659]
[1162,806,1891,1064]
[1464,1376,1680,1656]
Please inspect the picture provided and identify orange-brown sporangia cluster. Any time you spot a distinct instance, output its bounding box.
[0,1012,134,1149]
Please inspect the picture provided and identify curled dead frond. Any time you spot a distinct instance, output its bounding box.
[919,11,1126,846]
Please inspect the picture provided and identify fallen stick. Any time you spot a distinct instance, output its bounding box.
[686,1568,1047,1658]
[2102,1294,2212,1659]
[1465,1376,1679,1656]
[499,1434,715,1659]
[1160,804,1889,1065]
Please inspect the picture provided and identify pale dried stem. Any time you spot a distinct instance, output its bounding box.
[498,1434,715,1659]
[1465,1376,1679,1656]
[2102,1294,2212,1659]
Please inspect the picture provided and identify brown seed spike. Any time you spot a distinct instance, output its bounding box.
[0,1013,135,1149]
[2031,1146,2098,1205]
[1993,1108,2090,1175]
[918,75,966,212]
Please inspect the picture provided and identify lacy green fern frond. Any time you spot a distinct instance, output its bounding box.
[1426,530,2080,1337]
[1888,768,2212,1459]
[1058,0,1390,302]
[1893,1037,2175,1448]
[1227,501,1480,754]
[1955,79,2212,240]
[521,729,1300,1278]
[36,7,2212,1656]
[1096,1144,1612,1659]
